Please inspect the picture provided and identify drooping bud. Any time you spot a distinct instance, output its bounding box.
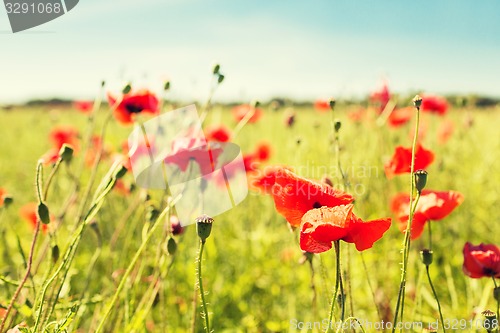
[37,202,50,225]
[58,144,74,163]
[251,100,260,108]
[164,80,171,91]
[196,214,214,243]
[167,237,177,255]
[146,205,160,223]
[414,170,428,193]
[122,83,132,95]
[114,164,128,179]
[217,74,225,84]
[329,98,336,111]
[413,95,422,109]
[52,244,60,263]
[334,120,342,133]
[212,63,220,75]
[3,196,13,208]
[420,249,433,266]
[101,80,106,87]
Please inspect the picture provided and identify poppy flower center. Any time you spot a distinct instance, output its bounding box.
[125,103,144,113]
[312,201,322,209]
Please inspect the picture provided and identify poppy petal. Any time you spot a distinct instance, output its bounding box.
[343,214,392,251]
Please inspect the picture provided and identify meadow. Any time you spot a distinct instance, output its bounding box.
[0,88,499,332]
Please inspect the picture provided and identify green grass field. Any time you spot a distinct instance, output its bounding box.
[0,101,499,332]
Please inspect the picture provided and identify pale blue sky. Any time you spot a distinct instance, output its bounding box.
[1,0,500,103]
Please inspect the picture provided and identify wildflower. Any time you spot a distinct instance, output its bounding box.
[463,243,500,278]
[384,143,434,178]
[391,190,464,239]
[421,95,448,115]
[205,125,231,142]
[73,100,93,113]
[108,89,159,125]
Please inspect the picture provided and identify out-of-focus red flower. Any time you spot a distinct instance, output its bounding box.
[49,125,79,151]
[314,99,331,112]
[0,188,8,207]
[73,100,93,113]
[300,204,391,253]
[170,215,185,235]
[255,142,271,162]
[85,135,113,167]
[437,119,454,144]
[270,168,354,227]
[370,83,391,112]
[462,242,500,278]
[20,203,48,233]
[113,179,131,196]
[384,144,434,178]
[164,138,223,175]
[108,90,159,125]
[232,104,262,123]
[284,111,295,127]
[388,107,413,127]
[421,95,448,115]
[205,125,232,142]
[391,190,464,239]
[347,108,366,123]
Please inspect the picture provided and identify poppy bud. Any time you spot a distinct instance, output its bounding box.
[494,287,500,302]
[3,195,13,208]
[413,95,422,109]
[122,83,132,94]
[164,81,171,91]
[420,249,433,266]
[146,205,160,223]
[217,74,225,84]
[167,237,177,255]
[114,164,128,180]
[101,80,106,87]
[482,310,498,332]
[321,175,333,187]
[329,98,336,111]
[414,170,428,193]
[334,120,342,133]
[58,144,74,163]
[212,63,220,75]
[196,214,214,243]
[37,202,50,225]
[252,100,260,108]
[52,244,60,263]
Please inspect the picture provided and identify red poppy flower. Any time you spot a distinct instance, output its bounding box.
[388,107,413,127]
[370,83,391,113]
[205,125,232,142]
[314,99,330,112]
[347,108,366,123]
[391,190,464,240]
[384,143,434,178]
[108,90,159,125]
[232,104,263,123]
[421,95,448,115]
[20,203,48,233]
[73,100,93,113]
[49,125,79,151]
[462,242,500,278]
[250,165,292,194]
[437,119,454,144]
[164,138,223,175]
[255,142,271,162]
[0,188,8,207]
[300,204,391,253]
[271,168,354,227]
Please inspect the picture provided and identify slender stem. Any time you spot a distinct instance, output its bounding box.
[326,241,343,333]
[0,163,44,332]
[197,240,210,333]
[336,242,345,323]
[307,257,318,319]
[392,104,420,332]
[43,158,62,200]
[94,195,181,333]
[493,277,499,330]
[426,265,446,333]
[428,222,432,250]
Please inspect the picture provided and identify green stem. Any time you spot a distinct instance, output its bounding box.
[428,221,432,250]
[426,265,446,333]
[43,158,62,200]
[493,277,499,331]
[197,240,210,333]
[94,195,181,333]
[326,241,343,333]
[392,104,421,332]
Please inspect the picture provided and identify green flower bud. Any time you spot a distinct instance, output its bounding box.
[420,249,433,266]
[217,74,225,84]
[167,237,177,255]
[413,95,422,109]
[252,100,260,108]
[146,205,160,223]
[114,164,128,179]
[37,202,50,225]
[334,120,342,133]
[414,170,428,193]
[196,214,214,243]
[101,80,106,87]
[122,83,132,95]
[58,144,74,163]
[329,98,336,111]
[212,63,220,75]
[164,81,171,91]
[3,195,13,208]
[52,244,60,263]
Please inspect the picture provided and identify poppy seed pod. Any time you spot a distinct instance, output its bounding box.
[413,95,422,109]
[58,143,74,162]
[37,202,50,225]
[414,169,428,193]
[482,310,498,332]
[196,214,214,243]
[420,249,433,266]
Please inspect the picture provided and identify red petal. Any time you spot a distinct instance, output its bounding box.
[343,214,391,251]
